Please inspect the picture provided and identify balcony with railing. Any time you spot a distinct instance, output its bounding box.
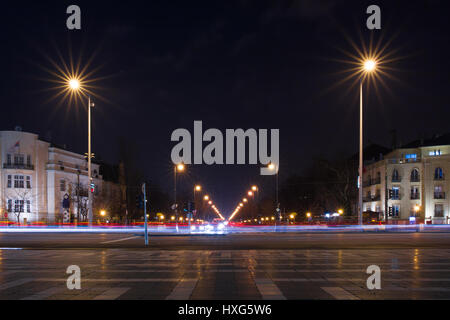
[410,177,420,182]
[434,192,446,199]
[3,163,34,170]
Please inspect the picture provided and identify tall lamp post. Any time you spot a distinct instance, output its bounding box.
[192,185,201,228]
[68,79,95,226]
[174,163,185,231]
[358,59,377,226]
[268,163,280,222]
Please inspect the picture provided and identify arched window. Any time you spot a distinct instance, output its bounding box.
[434,167,444,180]
[392,169,400,182]
[411,168,420,182]
[376,172,381,183]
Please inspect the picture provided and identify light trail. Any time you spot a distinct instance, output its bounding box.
[1,224,449,234]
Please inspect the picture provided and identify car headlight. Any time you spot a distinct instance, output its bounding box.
[217,223,225,230]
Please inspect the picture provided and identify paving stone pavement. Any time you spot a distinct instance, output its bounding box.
[1,248,450,300]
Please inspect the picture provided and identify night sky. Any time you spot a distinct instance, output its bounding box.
[1,0,450,215]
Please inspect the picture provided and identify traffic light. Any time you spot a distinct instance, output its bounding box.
[90,183,95,193]
[388,206,393,216]
[136,194,143,209]
[188,201,195,213]
[388,189,394,199]
[183,202,188,212]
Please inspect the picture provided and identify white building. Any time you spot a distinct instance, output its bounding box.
[363,135,450,224]
[0,128,105,223]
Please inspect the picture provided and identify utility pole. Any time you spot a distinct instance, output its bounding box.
[77,170,81,221]
[384,161,389,225]
[143,182,148,246]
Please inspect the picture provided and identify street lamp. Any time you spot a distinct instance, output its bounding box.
[68,78,95,226]
[192,185,201,224]
[358,59,377,226]
[268,163,280,221]
[174,163,185,231]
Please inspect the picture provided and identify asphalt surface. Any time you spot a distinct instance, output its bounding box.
[1,232,450,300]
[1,231,450,249]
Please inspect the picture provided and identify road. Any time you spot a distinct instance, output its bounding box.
[1,232,450,299]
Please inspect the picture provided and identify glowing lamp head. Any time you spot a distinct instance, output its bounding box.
[68,79,80,90]
[195,185,201,191]
[100,210,106,217]
[268,163,275,170]
[363,59,376,72]
[177,163,185,171]
[204,195,209,201]
[252,186,257,191]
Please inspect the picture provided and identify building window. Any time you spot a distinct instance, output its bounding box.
[392,169,400,182]
[14,200,24,213]
[7,175,12,188]
[27,155,31,166]
[14,154,24,165]
[411,169,420,182]
[392,187,400,200]
[60,179,66,192]
[14,175,24,188]
[6,154,11,165]
[435,204,444,217]
[411,186,420,199]
[26,176,31,189]
[26,200,31,213]
[392,205,400,217]
[434,185,445,199]
[429,150,442,156]
[7,199,12,212]
[405,154,417,160]
[434,167,444,180]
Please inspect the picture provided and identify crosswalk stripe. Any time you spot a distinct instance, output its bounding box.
[255,278,286,300]
[166,279,198,300]
[93,287,130,300]
[21,287,62,300]
[101,236,141,244]
[0,279,32,290]
[321,287,360,300]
